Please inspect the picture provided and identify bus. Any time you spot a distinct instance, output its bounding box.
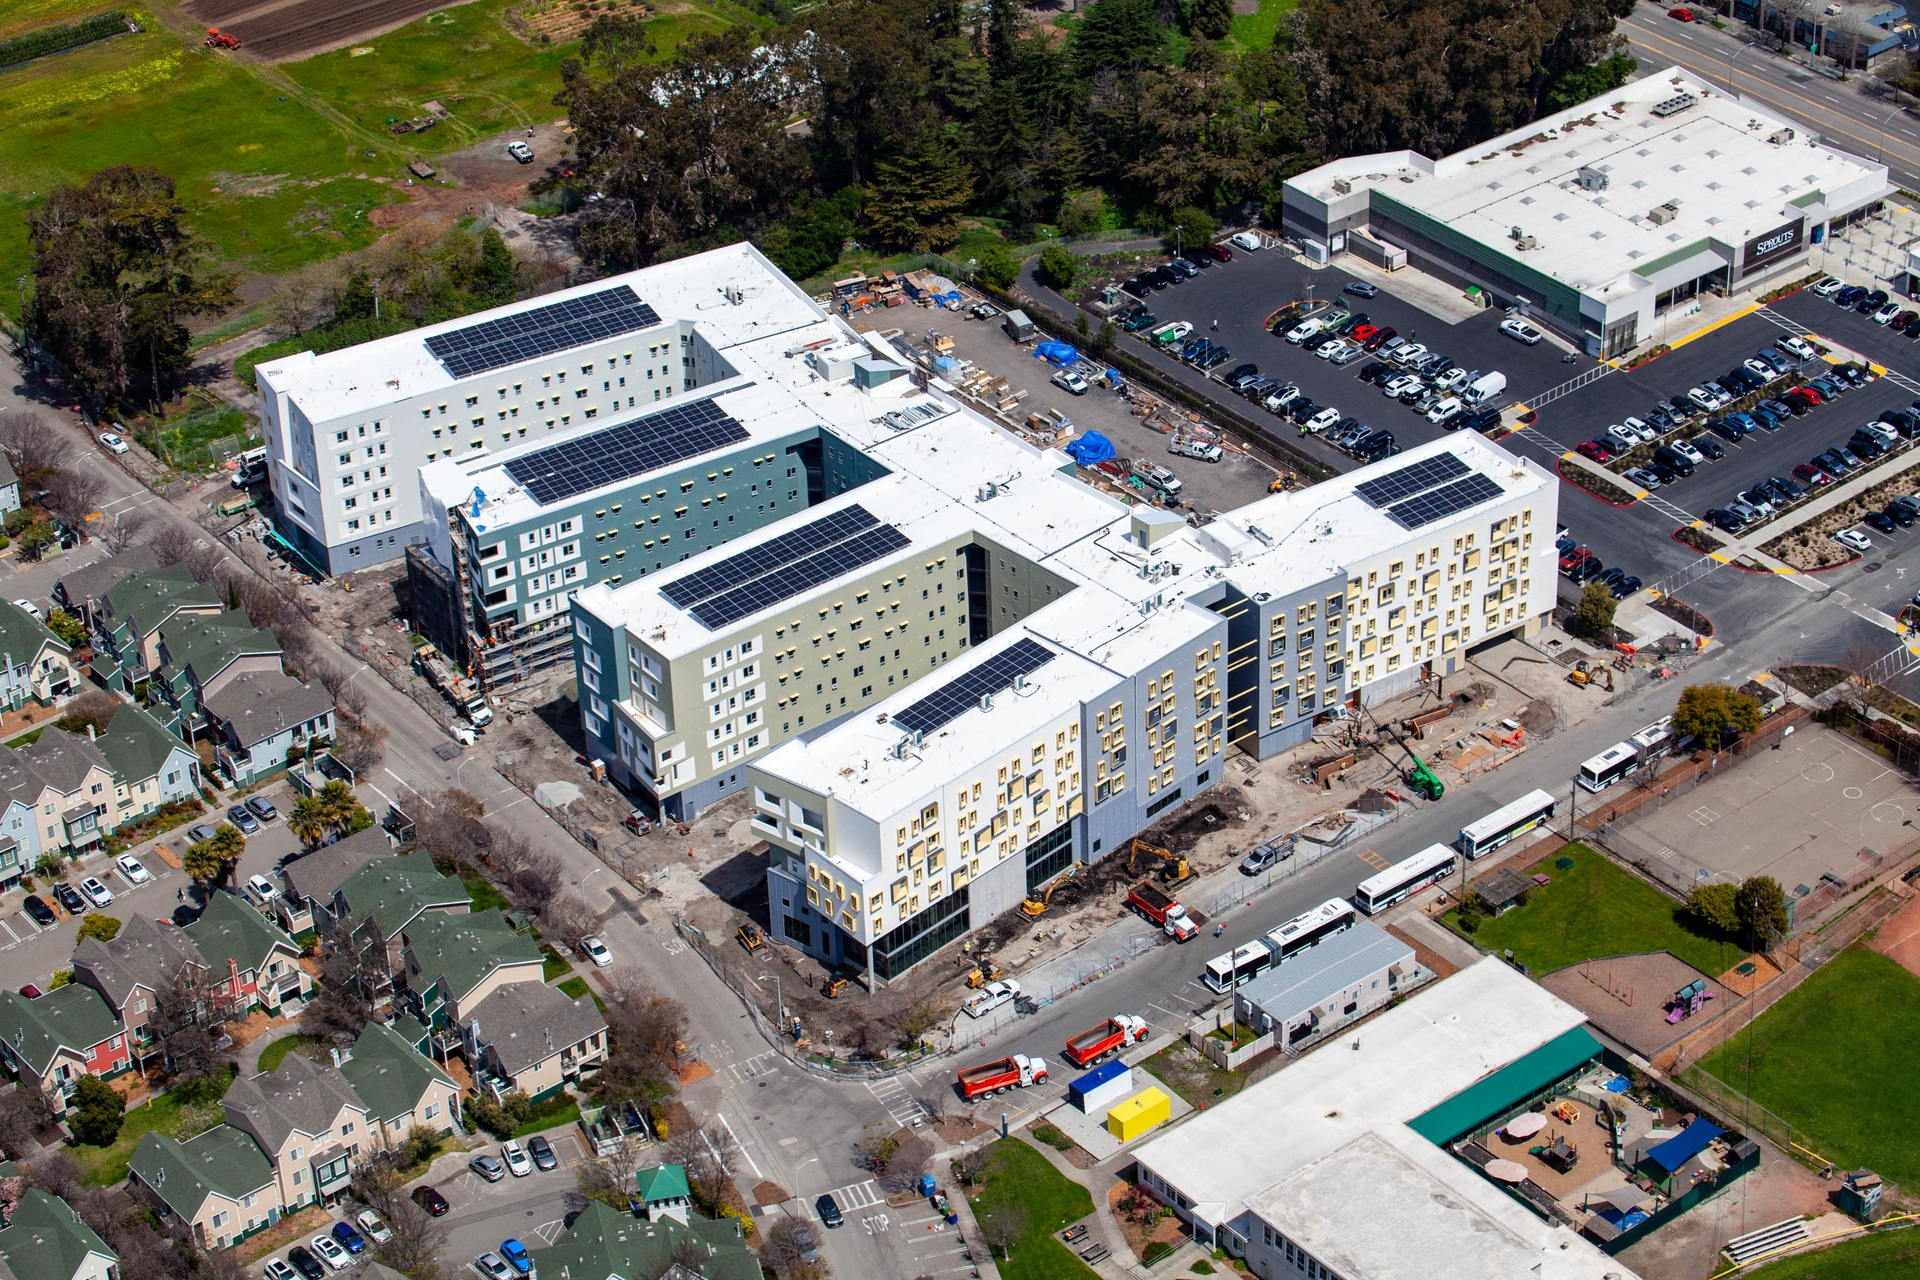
[1457,789,1558,860]
[1630,716,1676,762]
[1202,942,1275,994]
[1267,898,1358,964]
[1578,743,1641,793]
[1354,845,1459,915]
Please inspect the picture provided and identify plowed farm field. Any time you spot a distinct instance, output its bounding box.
[180,0,480,63]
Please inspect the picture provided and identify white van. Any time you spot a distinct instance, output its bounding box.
[1285,317,1326,344]
[1460,370,1507,405]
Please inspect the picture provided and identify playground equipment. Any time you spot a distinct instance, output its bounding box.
[1551,1100,1581,1125]
[1666,979,1715,1024]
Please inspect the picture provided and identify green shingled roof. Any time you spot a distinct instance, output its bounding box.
[0,983,122,1075]
[403,909,542,1007]
[0,600,64,670]
[526,1200,756,1280]
[0,1186,118,1280]
[95,703,194,786]
[128,1125,276,1218]
[156,612,277,685]
[102,565,220,635]
[337,852,470,937]
[186,889,300,977]
[338,1021,457,1126]
[634,1164,691,1204]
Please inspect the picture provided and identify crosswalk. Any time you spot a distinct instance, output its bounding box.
[1638,492,1699,526]
[822,1179,881,1212]
[866,1076,931,1129]
[726,1051,779,1084]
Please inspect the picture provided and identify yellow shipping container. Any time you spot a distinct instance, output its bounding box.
[1106,1087,1171,1142]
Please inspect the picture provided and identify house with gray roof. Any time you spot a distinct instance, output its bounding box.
[0,984,133,1113]
[149,611,282,736]
[1234,920,1421,1054]
[328,852,470,1005]
[338,1020,461,1147]
[55,545,159,626]
[462,979,607,1103]
[203,671,334,786]
[275,826,398,939]
[0,791,35,892]
[185,890,311,1016]
[0,454,17,516]
[0,728,122,857]
[95,704,200,824]
[222,1051,370,1213]
[127,1124,279,1251]
[398,908,543,1054]
[90,565,223,693]
[70,914,203,1070]
[0,1173,118,1280]
[526,1200,756,1280]
[0,600,76,708]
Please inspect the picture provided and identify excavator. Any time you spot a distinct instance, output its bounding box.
[1127,838,1190,882]
[1021,864,1078,917]
[962,958,1006,988]
[1360,706,1445,802]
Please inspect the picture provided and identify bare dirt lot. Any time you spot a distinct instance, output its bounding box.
[181,0,480,63]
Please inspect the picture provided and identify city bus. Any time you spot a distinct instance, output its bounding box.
[1202,942,1275,994]
[1267,897,1358,963]
[1456,789,1558,860]
[1354,845,1459,915]
[1577,743,1641,793]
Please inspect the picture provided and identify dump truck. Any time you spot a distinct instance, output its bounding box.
[1062,1015,1150,1068]
[1127,882,1198,941]
[956,1054,1049,1100]
[415,644,493,727]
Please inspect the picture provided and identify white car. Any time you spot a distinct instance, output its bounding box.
[1685,386,1721,412]
[1305,407,1342,433]
[309,1235,352,1271]
[502,1139,533,1177]
[99,432,129,454]
[263,1261,297,1280]
[1229,231,1262,251]
[245,874,280,905]
[1875,302,1904,325]
[356,1210,392,1244]
[1426,397,1463,423]
[1381,374,1422,398]
[1835,529,1873,552]
[1743,358,1776,382]
[965,979,1022,1018]
[1620,417,1656,443]
[507,140,534,164]
[1605,424,1642,451]
[1050,369,1090,395]
[9,600,40,621]
[1283,318,1325,344]
[581,935,613,967]
[1390,342,1429,366]
[1499,318,1542,345]
[1668,439,1705,465]
[1811,277,1845,297]
[1779,336,1817,361]
[475,1254,513,1280]
[78,877,112,908]
[116,855,151,884]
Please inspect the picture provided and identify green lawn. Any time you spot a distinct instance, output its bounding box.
[72,1074,233,1186]
[1224,0,1298,53]
[541,943,574,983]
[1450,842,1742,978]
[969,1139,1096,1280]
[557,975,589,999]
[258,1033,327,1075]
[457,862,512,914]
[512,1100,580,1139]
[1696,948,1920,1185]
[1739,1224,1920,1280]
[0,0,116,43]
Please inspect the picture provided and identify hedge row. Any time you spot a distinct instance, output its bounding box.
[0,12,128,71]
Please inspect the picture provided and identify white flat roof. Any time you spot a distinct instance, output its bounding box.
[1289,68,1890,302]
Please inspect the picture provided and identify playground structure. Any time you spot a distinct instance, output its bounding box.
[1665,978,1715,1024]
[1579,959,1636,1007]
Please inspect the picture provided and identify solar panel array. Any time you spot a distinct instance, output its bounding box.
[1354,454,1470,508]
[425,286,662,379]
[893,638,1058,736]
[661,506,882,609]
[503,399,748,506]
[688,525,911,630]
[1386,473,1505,530]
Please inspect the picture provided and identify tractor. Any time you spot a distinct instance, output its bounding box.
[204,28,242,49]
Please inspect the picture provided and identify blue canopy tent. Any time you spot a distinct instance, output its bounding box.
[1064,432,1115,466]
[1034,341,1080,366]
[1643,1120,1724,1178]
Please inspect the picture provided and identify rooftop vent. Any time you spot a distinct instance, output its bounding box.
[1769,128,1795,145]
[1332,178,1352,195]
[1648,203,1679,225]
[1576,166,1609,191]
[1651,92,1697,118]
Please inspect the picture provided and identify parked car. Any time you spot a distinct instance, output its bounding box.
[227,805,260,834]
[1049,369,1090,395]
[78,877,113,908]
[53,883,85,914]
[356,1211,392,1244]
[1612,575,1643,599]
[412,1186,450,1217]
[264,1260,299,1280]
[1206,242,1233,261]
[470,1154,507,1183]
[1230,231,1262,251]
[1622,467,1662,490]
[1792,463,1832,487]
[23,896,54,927]
[116,855,151,884]
[966,979,1022,1018]
[309,1235,351,1271]
[1779,336,1816,361]
[528,1135,559,1171]
[287,1248,327,1280]
[474,1254,514,1280]
[1812,277,1846,297]
[1576,440,1613,463]
[187,823,219,844]
[247,795,279,822]
[1499,317,1543,345]
[507,140,534,163]
[1343,280,1378,298]
[331,1222,367,1255]
[500,1240,532,1276]
[1865,510,1898,534]
[817,1195,846,1228]
[99,431,129,454]
[503,1140,533,1177]
[1836,529,1873,552]
[1362,325,1397,351]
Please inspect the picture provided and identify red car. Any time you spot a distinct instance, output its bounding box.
[1576,440,1613,464]
[1787,386,1822,406]
[17,984,42,999]
[1792,463,1832,487]
[1559,545,1596,571]
[1348,324,1379,345]
[1362,325,1397,352]
[1668,6,1694,19]
[1206,242,1233,262]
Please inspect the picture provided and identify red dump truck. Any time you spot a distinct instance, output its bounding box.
[956,1054,1049,1100]
[1127,882,1198,941]
[1063,1014,1151,1068]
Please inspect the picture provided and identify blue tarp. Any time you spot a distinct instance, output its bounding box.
[1105,368,1123,385]
[1035,341,1080,366]
[1644,1120,1724,1175]
[1064,432,1115,466]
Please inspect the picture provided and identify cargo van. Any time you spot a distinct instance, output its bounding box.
[1460,371,1507,406]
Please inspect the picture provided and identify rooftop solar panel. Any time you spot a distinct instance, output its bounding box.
[660,506,881,609]
[1353,454,1471,508]
[1385,473,1504,530]
[893,638,1058,737]
[504,399,747,506]
[688,524,911,630]
[425,286,662,378]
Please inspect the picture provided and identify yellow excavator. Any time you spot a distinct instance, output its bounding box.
[1128,838,1190,882]
[1020,865,1079,917]
[962,959,1006,988]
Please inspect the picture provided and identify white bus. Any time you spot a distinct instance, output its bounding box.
[1202,942,1275,994]
[1267,898,1358,963]
[1457,789,1558,859]
[1354,845,1459,915]
[1630,716,1676,761]
[1578,743,1641,793]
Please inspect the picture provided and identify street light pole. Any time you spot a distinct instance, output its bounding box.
[1174,225,1183,259]
[1723,42,1755,98]
[1878,107,1900,166]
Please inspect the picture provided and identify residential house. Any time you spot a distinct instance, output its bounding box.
[633,1164,693,1224]
[184,891,311,1017]
[0,1164,118,1280]
[93,704,200,825]
[0,455,18,517]
[127,1124,279,1251]
[0,984,133,1114]
[274,826,397,939]
[55,545,160,627]
[70,914,204,1070]
[0,792,38,891]
[222,1051,371,1212]
[462,980,607,1103]
[325,853,470,1005]
[337,1021,462,1147]
[202,672,334,786]
[528,1201,756,1280]
[0,601,77,708]
[396,908,542,1059]
[89,566,224,697]
[148,612,282,738]
[0,729,124,858]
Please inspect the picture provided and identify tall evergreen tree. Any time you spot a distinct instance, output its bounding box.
[1190,0,1234,40]
[864,129,975,250]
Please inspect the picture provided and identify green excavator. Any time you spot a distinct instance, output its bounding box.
[1362,707,1445,801]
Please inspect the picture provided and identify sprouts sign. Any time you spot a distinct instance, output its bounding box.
[1742,219,1804,273]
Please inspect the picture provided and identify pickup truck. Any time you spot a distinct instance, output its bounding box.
[964,979,1022,1019]
[1127,883,1198,941]
[956,1054,1049,1100]
[1134,460,1183,497]
[1062,1015,1150,1068]
[1169,435,1222,463]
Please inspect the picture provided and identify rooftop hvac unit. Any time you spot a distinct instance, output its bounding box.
[1651,92,1698,119]
[1648,203,1679,225]
[1332,178,1352,195]
[1576,166,1609,191]
[1769,127,1795,145]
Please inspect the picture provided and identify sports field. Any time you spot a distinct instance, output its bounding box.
[1697,947,1920,1185]
[1738,1221,1920,1280]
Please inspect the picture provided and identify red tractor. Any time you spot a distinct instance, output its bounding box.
[205,28,241,50]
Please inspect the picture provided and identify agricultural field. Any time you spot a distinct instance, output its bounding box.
[0,0,117,43]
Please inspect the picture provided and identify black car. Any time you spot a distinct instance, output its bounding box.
[1343,281,1379,298]
[1690,435,1725,460]
[53,883,84,914]
[817,1194,845,1227]
[1768,475,1804,502]
[1359,435,1398,461]
[1836,363,1869,386]
[1865,510,1898,534]
[1887,502,1917,528]
[1706,508,1747,533]
[1288,400,1320,424]
[1358,361,1391,382]
[1859,289,1890,314]
[1460,407,1502,433]
[1653,447,1695,476]
[529,1135,559,1171]
[411,1185,450,1217]
[1815,450,1851,476]
[1225,363,1259,384]
[1612,574,1642,599]
[23,896,54,927]
[1849,434,1888,459]
[1648,461,1680,485]
[1199,348,1232,369]
[1121,279,1150,299]
[1668,394,1696,418]
[288,1247,327,1280]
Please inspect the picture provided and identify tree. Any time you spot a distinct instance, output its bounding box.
[76,913,121,942]
[353,1159,449,1278]
[977,1200,1028,1259]
[0,410,72,486]
[0,1087,48,1159]
[1037,244,1079,290]
[46,468,107,530]
[542,894,600,952]
[971,239,1018,289]
[876,1132,933,1193]
[1575,582,1618,638]
[149,964,239,1087]
[15,523,58,562]
[43,608,86,649]
[304,924,379,1043]
[54,689,119,735]
[1737,876,1790,948]
[184,823,244,887]
[1685,882,1740,935]
[763,1218,813,1273]
[68,1075,124,1146]
[28,165,239,404]
[1190,0,1234,39]
[1165,205,1218,252]
[590,973,690,1106]
[476,227,517,305]
[288,796,330,850]
[882,995,950,1048]
[863,128,975,251]
[1672,684,1762,742]
[335,722,389,777]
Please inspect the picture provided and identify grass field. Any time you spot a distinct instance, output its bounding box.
[1738,1225,1920,1280]
[1225,0,1298,53]
[0,0,117,43]
[969,1139,1097,1280]
[258,1032,326,1074]
[72,1075,233,1186]
[1696,948,1920,1185]
[1448,842,1741,978]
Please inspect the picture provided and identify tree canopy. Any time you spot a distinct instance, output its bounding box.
[1672,684,1763,742]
